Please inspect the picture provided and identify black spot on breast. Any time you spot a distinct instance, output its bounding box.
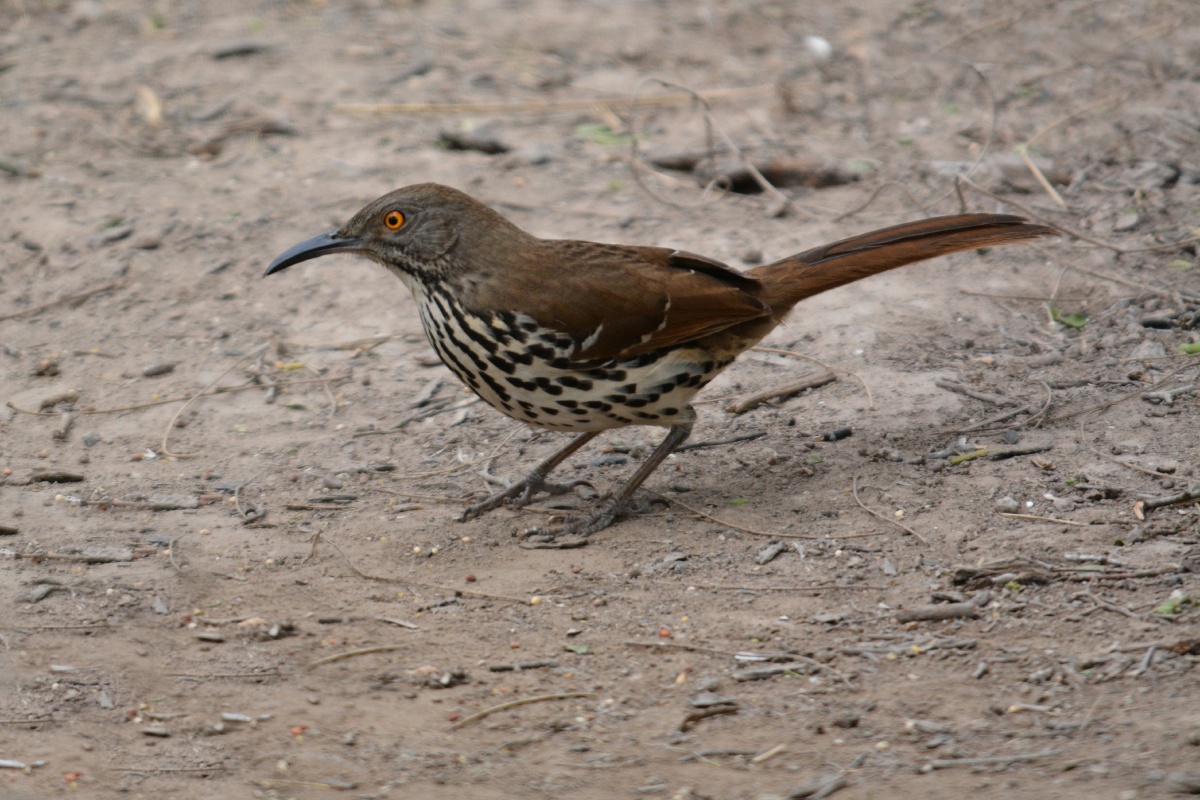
[604,394,627,403]
[617,383,637,394]
[539,406,560,416]
[506,377,538,391]
[478,370,512,400]
[548,357,571,369]
[634,411,659,420]
[556,399,579,408]
[526,343,555,359]
[556,375,593,391]
[569,408,589,415]
[533,377,563,396]
[583,400,612,411]
[444,330,489,371]
[660,407,679,416]
[624,398,648,408]
[454,313,501,356]
[487,354,516,374]
[504,349,533,366]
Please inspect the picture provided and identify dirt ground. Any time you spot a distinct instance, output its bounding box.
[2,1,1199,798]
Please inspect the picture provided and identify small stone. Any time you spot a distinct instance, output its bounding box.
[994,496,1020,513]
[323,474,344,489]
[147,493,199,511]
[97,223,134,244]
[688,691,736,708]
[1112,212,1140,232]
[82,433,102,448]
[1052,497,1076,513]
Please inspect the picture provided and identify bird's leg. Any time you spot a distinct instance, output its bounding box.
[553,422,693,538]
[460,431,598,521]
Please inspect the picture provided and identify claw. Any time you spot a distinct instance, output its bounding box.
[519,496,635,543]
[459,475,592,522]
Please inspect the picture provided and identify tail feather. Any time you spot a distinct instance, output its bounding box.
[750,213,1057,312]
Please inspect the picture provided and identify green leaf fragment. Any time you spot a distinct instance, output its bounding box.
[1050,306,1087,329]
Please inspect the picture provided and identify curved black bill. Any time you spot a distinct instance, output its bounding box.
[264,231,366,277]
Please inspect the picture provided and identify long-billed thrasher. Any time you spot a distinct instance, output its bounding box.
[266,183,1056,538]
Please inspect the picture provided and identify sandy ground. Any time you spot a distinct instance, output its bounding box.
[2,1,1199,798]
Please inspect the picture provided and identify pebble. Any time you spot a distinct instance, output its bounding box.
[688,691,736,708]
[1052,497,1076,513]
[97,223,134,244]
[994,496,1020,513]
[1112,212,1140,232]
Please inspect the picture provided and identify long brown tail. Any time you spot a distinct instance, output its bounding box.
[751,214,1057,313]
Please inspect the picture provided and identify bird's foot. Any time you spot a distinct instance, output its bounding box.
[459,473,593,521]
[519,496,667,549]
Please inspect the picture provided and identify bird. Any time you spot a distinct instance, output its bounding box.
[266,183,1056,539]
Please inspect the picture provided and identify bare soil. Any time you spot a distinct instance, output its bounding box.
[2,1,1199,798]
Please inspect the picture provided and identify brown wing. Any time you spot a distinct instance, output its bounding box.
[457,239,770,362]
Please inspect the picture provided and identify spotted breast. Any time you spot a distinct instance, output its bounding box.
[414,284,729,432]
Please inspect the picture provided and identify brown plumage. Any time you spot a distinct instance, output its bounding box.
[266,183,1057,540]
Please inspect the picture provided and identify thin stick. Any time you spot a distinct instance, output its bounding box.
[832,180,931,222]
[161,344,269,459]
[336,86,771,116]
[654,491,883,540]
[1046,362,1197,424]
[751,347,874,408]
[1012,95,1126,215]
[6,373,351,418]
[1068,261,1198,303]
[999,513,1086,527]
[1090,448,1163,478]
[1016,146,1066,209]
[726,372,836,414]
[929,749,1061,769]
[689,583,886,592]
[852,476,927,544]
[0,281,121,323]
[450,692,594,730]
[306,644,407,670]
[1024,93,1125,150]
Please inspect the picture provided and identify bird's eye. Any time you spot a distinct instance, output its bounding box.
[383,211,405,230]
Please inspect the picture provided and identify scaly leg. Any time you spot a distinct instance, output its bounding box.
[459,431,598,521]
[528,422,693,540]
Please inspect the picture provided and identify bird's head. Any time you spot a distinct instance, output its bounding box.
[265,183,527,284]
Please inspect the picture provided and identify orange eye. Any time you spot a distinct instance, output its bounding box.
[383,211,405,230]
